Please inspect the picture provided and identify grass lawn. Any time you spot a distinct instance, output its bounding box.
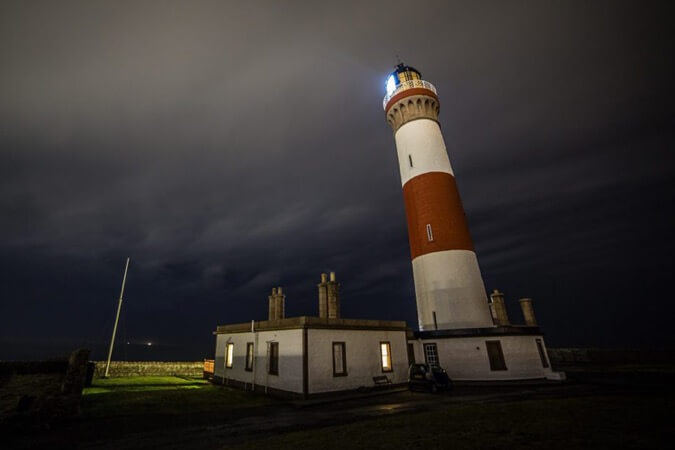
[223,393,672,450]
[76,376,275,441]
[82,376,273,418]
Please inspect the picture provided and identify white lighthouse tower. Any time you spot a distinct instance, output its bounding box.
[384,63,493,331]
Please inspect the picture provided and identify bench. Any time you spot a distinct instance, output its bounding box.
[372,375,392,386]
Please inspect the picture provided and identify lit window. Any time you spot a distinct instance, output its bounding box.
[380,342,392,372]
[268,342,279,375]
[332,342,347,377]
[225,343,234,368]
[426,224,434,242]
[245,342,254,371]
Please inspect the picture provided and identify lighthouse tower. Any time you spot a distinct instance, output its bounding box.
[384,64,493,331]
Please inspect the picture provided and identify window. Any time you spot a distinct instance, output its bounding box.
[407,343,415,365]
[486,340,507,371]
[408,154,413,167]
[380,342,392,372]
[332,342,347,376]
[432,311,438,330]
[424,343,439,367]
[245,342,254,371]
[225,343,234,368]
[536,339,549,368]
[268,342,279,375]
[426,224,434,242]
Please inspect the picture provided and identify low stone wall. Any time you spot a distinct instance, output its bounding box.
[92,361,203,378]
[548,348,675,364]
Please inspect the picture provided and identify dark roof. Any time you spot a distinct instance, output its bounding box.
[214,316,409,334]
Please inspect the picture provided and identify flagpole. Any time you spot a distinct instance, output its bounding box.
[104,257,130,378]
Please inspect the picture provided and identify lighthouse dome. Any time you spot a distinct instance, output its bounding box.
[385,63,422,96]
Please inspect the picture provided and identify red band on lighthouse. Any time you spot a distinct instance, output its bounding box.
[403,172,474,260]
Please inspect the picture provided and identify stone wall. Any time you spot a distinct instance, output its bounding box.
[92,361,203,378]
[548,348,675,364]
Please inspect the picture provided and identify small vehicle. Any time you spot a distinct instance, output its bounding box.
[408,363,452,393]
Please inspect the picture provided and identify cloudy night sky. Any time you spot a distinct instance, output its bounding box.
[1,1,673,360]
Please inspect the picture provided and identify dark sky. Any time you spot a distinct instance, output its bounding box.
[1,1,673,360]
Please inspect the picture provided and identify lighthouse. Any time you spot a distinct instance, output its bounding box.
[384,64,493,331]
[209,63,564,393]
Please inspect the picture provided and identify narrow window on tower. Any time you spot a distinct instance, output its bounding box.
[426,224,434,242]
[408,154,413,167]
[433,311,438,330]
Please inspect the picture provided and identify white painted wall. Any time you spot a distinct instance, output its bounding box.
[215,329,304,393]
[410,335,557,381]
[412,250,494,330]
[395,118,454,186]
[307,329,408,394]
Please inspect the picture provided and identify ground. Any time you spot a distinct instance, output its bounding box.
[4,364,673,449]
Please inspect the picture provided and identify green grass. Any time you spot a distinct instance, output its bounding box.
[81,376,272,419]
[222,394,672,450]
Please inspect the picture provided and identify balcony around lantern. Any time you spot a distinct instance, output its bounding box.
[383,79,437,110]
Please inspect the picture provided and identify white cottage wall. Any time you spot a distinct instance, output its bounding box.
[416,335,556,381]
[307,329,407,394]
[215,329,304,393]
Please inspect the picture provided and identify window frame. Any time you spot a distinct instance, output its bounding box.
[268,342,279,376]
[486,340,508,371]
[407,343,415,366]
[245,342,254,372]
[332,342,347,377]
[426,224,434,242]
[225,342,234,369]
[380,341,393,373]
[535,339,550,368]
[423,343,439,367]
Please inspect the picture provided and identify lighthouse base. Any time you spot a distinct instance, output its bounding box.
[409,326,564,381]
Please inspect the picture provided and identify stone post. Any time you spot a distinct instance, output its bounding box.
[519,298,537,326]
[268,287,277,321]
[318,273,328,318]
[489,289,510,326]
[326,271,340,319]
[276,286,285,319]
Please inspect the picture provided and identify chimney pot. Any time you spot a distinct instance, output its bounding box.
[519,298,537,326]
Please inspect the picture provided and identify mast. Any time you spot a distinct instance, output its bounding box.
[104,257,130,378]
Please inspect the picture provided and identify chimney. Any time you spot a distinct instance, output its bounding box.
[268,287,277,321]
[326,272,340,319]
[519,298,537,326]
[276,286,285,319]
[318,273,328,318]
[489,289,510,326]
